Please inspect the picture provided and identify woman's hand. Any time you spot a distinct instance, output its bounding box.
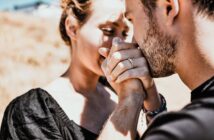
[99,37,161,112]
[100,38,145,100]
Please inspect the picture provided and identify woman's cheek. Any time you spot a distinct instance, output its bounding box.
[88,31,104,48]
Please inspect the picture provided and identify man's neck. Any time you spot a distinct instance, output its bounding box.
[178,60,214,91]
[176,16,214,90]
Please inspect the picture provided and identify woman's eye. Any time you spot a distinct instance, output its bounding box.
[102,28,115,36]
[127,18,133,22]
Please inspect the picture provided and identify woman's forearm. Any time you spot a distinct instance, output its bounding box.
[98,93,144,140]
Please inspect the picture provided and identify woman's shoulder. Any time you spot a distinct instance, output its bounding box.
[3,88,57,124]
[8,88,53,109]
[19,88,51,99]
[0,88,67,139]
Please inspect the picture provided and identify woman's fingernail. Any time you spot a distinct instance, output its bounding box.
[99,48,110,58]
[99,48,105,55]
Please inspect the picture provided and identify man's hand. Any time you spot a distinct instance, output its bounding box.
[99,38,161,113]
[99,37,146,100]
[98,38,146,140]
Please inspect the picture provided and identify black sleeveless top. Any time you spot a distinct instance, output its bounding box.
[0,88,98,140]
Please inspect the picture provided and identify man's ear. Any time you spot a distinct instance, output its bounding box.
[163,0,180,26]
[65,15,79,40]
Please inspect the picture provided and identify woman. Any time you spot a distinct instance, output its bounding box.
[0,0,164,139]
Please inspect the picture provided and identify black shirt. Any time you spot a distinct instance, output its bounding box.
[0,88,98,140]
[141,76,214,140]
[1,76,214,140]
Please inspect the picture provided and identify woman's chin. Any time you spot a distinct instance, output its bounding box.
[98,69,105,76]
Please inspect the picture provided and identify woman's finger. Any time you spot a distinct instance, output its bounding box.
[106,48,142,74]
[108,37,139,62]
[115,67,150,83]
[109,57,147,81]
[109,37,135,56]
[109,59,132,81]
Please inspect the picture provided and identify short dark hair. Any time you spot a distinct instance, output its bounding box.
[193,0,214,17]
[141,0,214,18]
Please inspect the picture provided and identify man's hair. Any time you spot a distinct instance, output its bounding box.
[141,0,214,18]
[193,0,214,17]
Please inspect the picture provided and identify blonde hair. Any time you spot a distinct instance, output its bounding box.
[59,0,91,46]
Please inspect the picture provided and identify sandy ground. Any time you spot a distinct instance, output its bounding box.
[0,12,70,124]
[0,12,190,125]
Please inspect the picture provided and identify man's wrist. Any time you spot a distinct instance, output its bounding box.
[118,89,145,104]
[118,92,145,105]
[143,93,167,117]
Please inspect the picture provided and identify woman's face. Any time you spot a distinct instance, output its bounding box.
[74,0,133,76]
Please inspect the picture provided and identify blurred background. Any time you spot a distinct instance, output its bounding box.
[0,0,190,125]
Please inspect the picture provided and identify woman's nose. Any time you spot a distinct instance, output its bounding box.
[117,31,126,41]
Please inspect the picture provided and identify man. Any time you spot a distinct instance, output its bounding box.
[98,0,214,140]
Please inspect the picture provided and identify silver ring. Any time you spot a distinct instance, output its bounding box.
[128,58,134,68]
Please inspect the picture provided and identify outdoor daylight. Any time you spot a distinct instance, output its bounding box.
[1,0,213,140]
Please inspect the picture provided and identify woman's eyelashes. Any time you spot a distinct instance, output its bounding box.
[122,30,129,37]
[101,27,129,38]
[101,27,116,36]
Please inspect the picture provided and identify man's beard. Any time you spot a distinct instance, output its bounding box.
[139,19,177,78]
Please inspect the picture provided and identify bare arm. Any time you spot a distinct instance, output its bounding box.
[98,38,162,140]
[98,91,144,140]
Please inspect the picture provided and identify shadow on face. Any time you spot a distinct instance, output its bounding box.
[61,0,133,76]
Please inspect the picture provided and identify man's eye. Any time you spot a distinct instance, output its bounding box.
[102,28,115,36]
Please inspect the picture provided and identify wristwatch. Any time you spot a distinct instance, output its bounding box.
[143,94,167,118]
